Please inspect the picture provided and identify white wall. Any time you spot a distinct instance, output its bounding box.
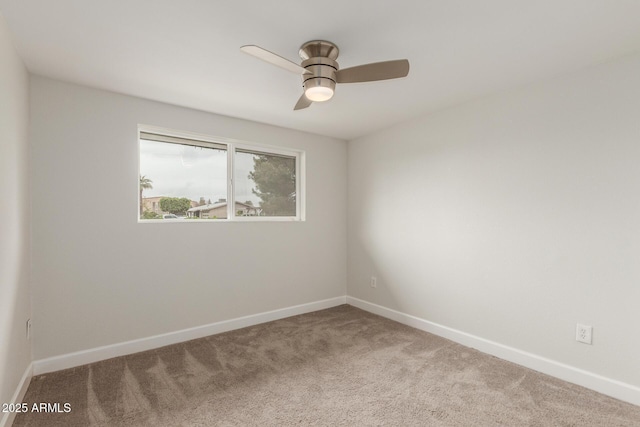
[348,53,640,388]
[0,12,31,413]
[30,77,347,360]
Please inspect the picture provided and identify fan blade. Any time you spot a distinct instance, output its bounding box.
[241,45,311,75]
[336,59,409,83]
[294,94,312,110]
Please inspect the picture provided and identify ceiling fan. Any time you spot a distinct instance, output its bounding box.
[240,40,410,110]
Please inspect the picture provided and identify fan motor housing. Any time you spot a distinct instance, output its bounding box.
[301,56,337,93]
[299,41,340,95]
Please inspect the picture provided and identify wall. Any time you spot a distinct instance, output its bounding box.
[348,53,640,390]
[0,11,31,418]
[30,77,347,360]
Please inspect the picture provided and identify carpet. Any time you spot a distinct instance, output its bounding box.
[13,305,640,426]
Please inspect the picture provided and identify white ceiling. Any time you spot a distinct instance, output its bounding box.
[2,1,640,140]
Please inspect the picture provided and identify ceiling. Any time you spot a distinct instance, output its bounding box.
[2,1,640,140]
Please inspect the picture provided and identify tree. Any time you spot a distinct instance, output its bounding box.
[159,197,192,216]
[139,175,153,215]
[249,155,296,216]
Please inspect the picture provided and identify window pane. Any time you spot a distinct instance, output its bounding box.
[234,150,296,217]
[139,139,227,220]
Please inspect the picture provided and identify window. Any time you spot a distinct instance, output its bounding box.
[138,127,304,221]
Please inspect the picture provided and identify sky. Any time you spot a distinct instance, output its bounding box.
[139,140,261,205]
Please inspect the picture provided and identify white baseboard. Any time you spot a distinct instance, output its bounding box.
[33,296,347,376]
[28,295,640,407]
[0,362,33,427]
[346,296,640,407]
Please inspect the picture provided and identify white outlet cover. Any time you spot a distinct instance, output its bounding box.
[576,323,592,344]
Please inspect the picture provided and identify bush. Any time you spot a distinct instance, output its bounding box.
[142,211,160,219]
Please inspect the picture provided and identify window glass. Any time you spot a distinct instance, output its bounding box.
[235,149,297,217]
[139,136,227,220]
[138,128,302,221]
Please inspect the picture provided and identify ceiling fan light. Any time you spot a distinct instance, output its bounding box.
[305,86,334,102]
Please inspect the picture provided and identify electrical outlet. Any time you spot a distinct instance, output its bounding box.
[370,276,377,288]
[576,323,592,344]
[26,319,32,340]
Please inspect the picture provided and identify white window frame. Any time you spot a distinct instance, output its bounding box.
[138,125,305,222]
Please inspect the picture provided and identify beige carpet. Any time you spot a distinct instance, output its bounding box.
[13,305,640,426]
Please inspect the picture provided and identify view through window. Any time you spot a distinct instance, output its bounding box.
[234,149,297,217]
[139,130,301,221]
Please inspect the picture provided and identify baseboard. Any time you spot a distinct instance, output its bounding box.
[29,295,640,407]
[0,362,33,427]
[33,296,347,376]
[346,296,640,407]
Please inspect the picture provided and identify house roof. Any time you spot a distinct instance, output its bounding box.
[187,201,255,212]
